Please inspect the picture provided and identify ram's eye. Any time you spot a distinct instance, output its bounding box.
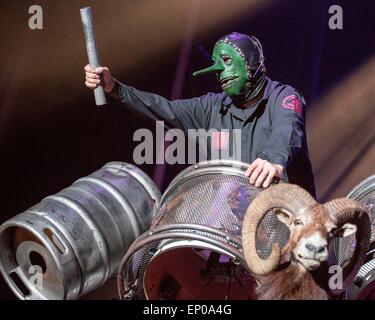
[294,219,303,226]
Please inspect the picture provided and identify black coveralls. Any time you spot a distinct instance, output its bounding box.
[110,77,316,197]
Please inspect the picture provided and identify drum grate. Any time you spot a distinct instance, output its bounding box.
[157,174,290,258]
[121,168,375,300]
[123,169,292,299]
[336,175,375,299]
[256,211,290,259]
[335,187,375,270]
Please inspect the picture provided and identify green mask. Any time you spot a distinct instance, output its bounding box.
[193,42,250,97]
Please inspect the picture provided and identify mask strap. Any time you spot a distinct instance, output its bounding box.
[245,76,267,102]
[249,36,266,81]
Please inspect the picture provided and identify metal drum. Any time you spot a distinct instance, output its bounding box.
[117,160,290,300]
[335,174,375,299]
[0,162,161,300]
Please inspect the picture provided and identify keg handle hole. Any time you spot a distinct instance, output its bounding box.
[43,228,66,255]
[10,271,30,298]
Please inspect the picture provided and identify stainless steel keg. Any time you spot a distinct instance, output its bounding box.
[0,162,161,300]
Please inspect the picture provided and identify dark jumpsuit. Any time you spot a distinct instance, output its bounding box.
[109,76,316,197]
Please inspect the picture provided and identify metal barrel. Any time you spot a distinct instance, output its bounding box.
[117,160,279,300]
[340,174,375,299]
[0,162,161,300]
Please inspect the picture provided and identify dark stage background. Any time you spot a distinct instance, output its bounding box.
[0,0,374,299]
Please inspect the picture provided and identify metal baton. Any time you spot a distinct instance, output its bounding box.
[80,7,107,106]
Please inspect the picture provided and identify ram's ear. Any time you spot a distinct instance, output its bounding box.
[275,209,293,226]
[335,223,357,237]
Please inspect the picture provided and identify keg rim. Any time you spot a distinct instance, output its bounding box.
[161,160,251,205]
[347,174,375,201]
[0,220,68,300]
[142,238,251,300]
[352,258,375,299]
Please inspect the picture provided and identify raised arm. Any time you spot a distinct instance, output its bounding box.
[84,65,213,131]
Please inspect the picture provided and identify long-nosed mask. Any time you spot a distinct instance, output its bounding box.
[194,32,266,100]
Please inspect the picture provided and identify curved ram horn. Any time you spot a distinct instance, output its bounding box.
[242,183,316,275]
[324,198,371,289]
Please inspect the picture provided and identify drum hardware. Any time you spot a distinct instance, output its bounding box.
[117,160,286,300]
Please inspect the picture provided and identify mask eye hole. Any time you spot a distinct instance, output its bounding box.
[222,55,232,65]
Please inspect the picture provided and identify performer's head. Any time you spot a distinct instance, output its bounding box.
[193,32,266,99]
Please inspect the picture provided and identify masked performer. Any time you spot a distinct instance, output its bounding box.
[84,32,316,196]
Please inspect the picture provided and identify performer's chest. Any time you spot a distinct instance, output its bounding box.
[206,104,273,161]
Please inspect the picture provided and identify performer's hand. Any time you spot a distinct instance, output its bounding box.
[245,158,284,188]
[84,64,115,93]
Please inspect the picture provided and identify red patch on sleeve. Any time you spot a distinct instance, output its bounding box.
[211,131,229,150]
[282,95,302,114]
